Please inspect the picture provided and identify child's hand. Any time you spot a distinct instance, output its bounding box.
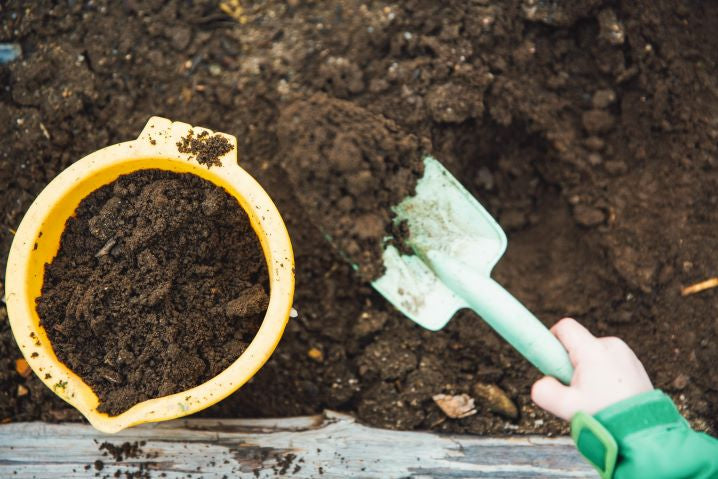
[531,318,654,421]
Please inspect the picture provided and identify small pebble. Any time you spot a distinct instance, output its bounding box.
[598,8,626,45]
[208,64,222,76]
[473,383,518,419]
[307,347,324,362]
[476,167,495,190]
[592,89,616,109]
[598,9,625,45]
[15,358,31,378]
[672,373,689,390]
[573,204,606,226]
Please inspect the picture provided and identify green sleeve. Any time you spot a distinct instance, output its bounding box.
[571,389,718,479]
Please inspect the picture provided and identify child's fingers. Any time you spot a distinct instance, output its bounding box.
[551,317,600,365]
[531,376,578,421]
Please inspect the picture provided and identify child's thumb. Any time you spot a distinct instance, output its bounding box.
[531,376,577,421]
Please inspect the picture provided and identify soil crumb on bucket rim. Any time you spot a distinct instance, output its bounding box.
[176,130,233,168]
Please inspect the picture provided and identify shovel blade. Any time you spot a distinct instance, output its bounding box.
[372,156,507,330]
[372,246,467,330]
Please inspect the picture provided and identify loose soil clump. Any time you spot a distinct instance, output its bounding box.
[278,93,427,280]
[176,131,232,168]
[36,169,268,415]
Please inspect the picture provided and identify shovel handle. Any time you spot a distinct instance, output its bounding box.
[468,277,574,384]
[430,253,574,384]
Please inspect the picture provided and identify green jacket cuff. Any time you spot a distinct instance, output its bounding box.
[594,389,688,442]
[571,390,687,479]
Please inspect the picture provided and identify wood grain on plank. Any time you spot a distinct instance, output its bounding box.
[0,411,597,478]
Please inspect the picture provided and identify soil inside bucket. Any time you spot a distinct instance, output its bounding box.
[35,169,269,416]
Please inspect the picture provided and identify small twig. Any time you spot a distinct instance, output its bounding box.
[95,237,117,258]
[681,277,718,296]
[39,122,50,140]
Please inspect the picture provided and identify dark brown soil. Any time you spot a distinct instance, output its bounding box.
[99,441,147,462]
[36,169,268,415]
[278,93,427,280]
[1,0,717,437]
[176,130,232,167]
[98,441,155,478]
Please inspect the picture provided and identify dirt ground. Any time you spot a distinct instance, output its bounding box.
[1,0,717,436]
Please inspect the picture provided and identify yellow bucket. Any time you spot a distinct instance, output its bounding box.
[4,117,295,433]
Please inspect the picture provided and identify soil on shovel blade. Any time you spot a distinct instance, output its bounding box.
[35,169,268,415]
[279,93,427,281]
[1,1,717,436]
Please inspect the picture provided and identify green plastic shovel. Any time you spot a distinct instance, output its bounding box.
[372,156,574,384]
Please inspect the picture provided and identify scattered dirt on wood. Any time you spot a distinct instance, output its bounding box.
[97,441,155,478]
[1,0,717,435]
[99,441,147,462]
[36,169,268,415]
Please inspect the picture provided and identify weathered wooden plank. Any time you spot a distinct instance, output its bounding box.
[0,411,597,478]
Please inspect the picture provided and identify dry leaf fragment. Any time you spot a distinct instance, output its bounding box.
[432,393,476,419]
